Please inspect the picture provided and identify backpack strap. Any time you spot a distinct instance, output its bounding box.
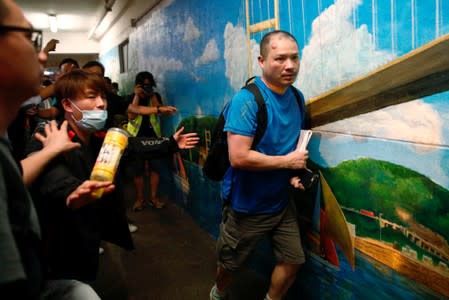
[243,83,267,150]
[245,76,257,86]
[242,82,308,149]
[290,87,311,129]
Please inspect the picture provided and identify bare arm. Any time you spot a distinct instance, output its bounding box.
[21,121,80,186]
[37,106,59,119]
[38,85,55,100]
[127,88,177,117]
[128,104,177,115]
[227,132,308,171]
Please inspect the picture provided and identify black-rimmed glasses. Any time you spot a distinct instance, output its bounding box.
[0,25,43,52]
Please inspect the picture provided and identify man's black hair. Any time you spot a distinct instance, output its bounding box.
[135,71,156,87]
[260,30,299,57]
[104,76,111,84]
[82,60,105,76]
[58,57,79,69]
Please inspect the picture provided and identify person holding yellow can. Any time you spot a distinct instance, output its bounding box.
[25,70,199,285]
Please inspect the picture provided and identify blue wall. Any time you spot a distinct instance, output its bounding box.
[101,0,449,298]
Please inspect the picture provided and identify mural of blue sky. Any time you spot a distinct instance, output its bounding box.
[116,0,449,188]
[286,0,449,188]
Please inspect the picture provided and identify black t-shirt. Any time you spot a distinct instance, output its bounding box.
[105,92,127,129]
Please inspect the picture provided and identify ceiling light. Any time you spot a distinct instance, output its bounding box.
[48,14,58,33]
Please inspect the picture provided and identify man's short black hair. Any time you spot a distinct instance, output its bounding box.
[259,30,298,58]
[58,57,79,69]
[135,71,156,87]
[82,60,105,76]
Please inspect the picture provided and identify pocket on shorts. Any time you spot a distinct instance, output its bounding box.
[217,224,241,270]
[225,225,241,249]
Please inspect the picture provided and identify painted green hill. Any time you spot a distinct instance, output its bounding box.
[177,115,219,162]
[319,158,449,242]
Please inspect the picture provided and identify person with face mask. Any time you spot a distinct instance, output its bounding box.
[25,69,200,287]
[25,69,134,284]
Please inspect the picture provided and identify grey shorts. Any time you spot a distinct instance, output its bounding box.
[216,200,305,272]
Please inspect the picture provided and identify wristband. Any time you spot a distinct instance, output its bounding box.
[157,105,161,113]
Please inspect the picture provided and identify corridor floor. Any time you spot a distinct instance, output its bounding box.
[92,197,269,300]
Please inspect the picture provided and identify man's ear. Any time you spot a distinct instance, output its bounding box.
[61,98,72,112]
[257,55,264,68]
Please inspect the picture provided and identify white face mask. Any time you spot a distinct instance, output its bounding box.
[68,100,107,132]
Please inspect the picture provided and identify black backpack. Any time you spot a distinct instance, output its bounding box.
[202,79,305,181]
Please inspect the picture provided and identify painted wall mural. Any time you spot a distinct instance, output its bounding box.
[100,0,449,298]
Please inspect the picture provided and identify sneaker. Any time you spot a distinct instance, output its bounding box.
[128,223,138,233]
[99,247,104,255]
[210,285,227,300]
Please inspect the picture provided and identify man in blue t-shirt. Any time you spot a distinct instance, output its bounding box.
[210,31,309,300]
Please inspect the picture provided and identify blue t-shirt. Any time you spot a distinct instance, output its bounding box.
[222,77,304,214]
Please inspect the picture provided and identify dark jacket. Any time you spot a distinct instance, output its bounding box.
[0,138,43,299]
[27,130,134,282]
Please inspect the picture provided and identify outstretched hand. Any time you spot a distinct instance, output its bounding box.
[158,105,177,115]
[173,127,199,149]
[34,120,80,154]
[66,180,115,209]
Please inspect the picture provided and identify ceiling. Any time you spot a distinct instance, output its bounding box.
[14,0,161,56]
[16,0,103,34]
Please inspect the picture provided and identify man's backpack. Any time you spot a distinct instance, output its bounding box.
[202,79,305,181]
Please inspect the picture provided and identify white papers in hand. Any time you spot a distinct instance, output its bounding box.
[296,130,312,151]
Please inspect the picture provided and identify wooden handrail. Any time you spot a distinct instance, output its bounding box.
[307,33,449,127]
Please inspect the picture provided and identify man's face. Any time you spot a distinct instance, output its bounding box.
[258,35,300,91]
[84,66,103,77]
[0,0,46,103]
[63,88,107,122]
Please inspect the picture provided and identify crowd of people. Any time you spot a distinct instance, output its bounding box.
[0,0,198,298]
[1,1,310,299]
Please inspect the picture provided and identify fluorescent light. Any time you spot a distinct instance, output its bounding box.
[48,14,58,33]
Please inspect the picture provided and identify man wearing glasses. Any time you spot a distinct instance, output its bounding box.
[0,1,101,299]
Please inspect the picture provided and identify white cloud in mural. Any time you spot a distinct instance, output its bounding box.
[195,39,220,66]
[132,7,184,81]
[299,0,445,147]
[223,23,260,91]
[103,57,120,82]
[316,100,443,146]
[189,71,204,82]
[296,0,395,100]
[183,17,201,43]
[138,10,168,47]
[136,54,183,95]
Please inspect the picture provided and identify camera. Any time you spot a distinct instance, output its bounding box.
[297,168,319,189]
[142,84,153,94]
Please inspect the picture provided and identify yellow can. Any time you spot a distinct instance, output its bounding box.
[90,127,129,198]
